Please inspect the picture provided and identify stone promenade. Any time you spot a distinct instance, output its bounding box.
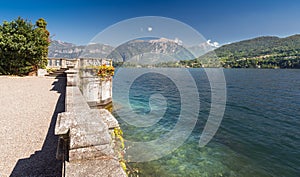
[0,76,65,176]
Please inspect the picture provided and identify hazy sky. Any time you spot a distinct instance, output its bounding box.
[0,0,299,45]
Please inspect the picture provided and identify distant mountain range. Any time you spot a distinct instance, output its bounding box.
[48,40,84,58]
[49,34,300,68]
[48,38,217,63]
[48,40,114,59]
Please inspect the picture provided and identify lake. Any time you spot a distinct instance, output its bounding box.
[112,68,300,177]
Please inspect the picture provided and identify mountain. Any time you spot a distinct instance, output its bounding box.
[48,40,114,59]
[49,40,76,49]
[48,40,84,58]
[214,35,300,59]
[185,34,300,68]
[48,38,216,63]
[107,38,204,64]
[49,35,300,68]
[79,43,114,58]
[215,34,300,68]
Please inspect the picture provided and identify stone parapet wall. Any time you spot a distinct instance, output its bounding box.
[55,85,126,176]
[79,68,113,107]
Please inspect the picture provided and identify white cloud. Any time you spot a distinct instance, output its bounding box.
[207,39,220,48]
[174,37,183,45]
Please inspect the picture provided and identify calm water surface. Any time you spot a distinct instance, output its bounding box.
[112,68,300,177]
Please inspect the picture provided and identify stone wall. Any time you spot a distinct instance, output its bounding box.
[47,58,112,70]
[79,68,113,107]
[55,83,126,176]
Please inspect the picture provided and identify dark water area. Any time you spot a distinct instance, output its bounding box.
[112,68,300,177]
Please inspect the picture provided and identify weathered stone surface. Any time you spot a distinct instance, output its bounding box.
[66,86,90,112]
[69,123,111,149]
[80,68,112,107]
[98,109,119,129]
[55,112,74,135]
[66,158,126,177]
[68,109,111,150]
[65,69,79,86]
[69,144,114,161]
[56,73,125,176]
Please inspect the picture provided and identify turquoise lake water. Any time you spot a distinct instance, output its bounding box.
[112,68,300,177]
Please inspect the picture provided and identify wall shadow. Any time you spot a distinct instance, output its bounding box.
[10,75,66,177]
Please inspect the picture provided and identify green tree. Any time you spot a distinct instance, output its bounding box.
[34,18,50,70]
[0,17,50,75]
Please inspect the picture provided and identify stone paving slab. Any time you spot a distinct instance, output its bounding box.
[66,158,126,177]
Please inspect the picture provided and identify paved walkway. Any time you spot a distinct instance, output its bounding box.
[0,76,65,176]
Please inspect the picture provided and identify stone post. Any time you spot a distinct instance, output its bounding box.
[61,59,67,69]
[65,69,78,86]
[80,68,112,107]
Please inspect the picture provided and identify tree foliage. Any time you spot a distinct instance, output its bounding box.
[207,35,300,68]
[180,35,300,68]
[0,17,50,75]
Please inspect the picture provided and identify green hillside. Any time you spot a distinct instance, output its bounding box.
[216,35,300,68]
[191,35,300,68]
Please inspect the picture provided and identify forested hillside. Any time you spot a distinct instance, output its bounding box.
[190,35,300,68]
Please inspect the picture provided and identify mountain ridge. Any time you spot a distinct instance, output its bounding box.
[186,34,300,68]
[48,38,216,61]
[49,34,300,68]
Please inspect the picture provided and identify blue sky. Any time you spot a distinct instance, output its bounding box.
[0,0,300,45]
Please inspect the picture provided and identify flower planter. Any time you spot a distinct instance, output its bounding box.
[79,68,113,107]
